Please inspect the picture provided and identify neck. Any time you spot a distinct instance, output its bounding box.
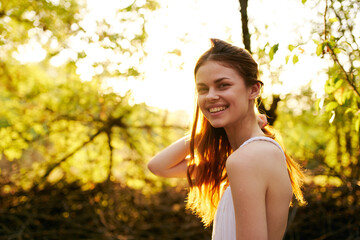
[224,111,264,150]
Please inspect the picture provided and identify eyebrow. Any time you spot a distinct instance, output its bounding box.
[196,77,230,86]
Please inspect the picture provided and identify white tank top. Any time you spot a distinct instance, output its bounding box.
[211,136,286,240]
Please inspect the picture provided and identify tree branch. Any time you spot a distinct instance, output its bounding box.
[326,43,360,97]
[106,129,113,183]
[324,0,328,41]
[36,127,105,186]
[323,0,360,97]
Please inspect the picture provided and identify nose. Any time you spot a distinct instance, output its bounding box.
[206,88,219,101]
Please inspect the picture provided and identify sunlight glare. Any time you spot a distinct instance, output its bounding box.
[137,0,327,115]
[13,0,328,116]
[13,40,46,63]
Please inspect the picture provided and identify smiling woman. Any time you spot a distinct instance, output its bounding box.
[148,39,305,240]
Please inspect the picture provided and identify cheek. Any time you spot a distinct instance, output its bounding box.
[197,98,205,111]
[197,97,210,115]
[197,95,204,105]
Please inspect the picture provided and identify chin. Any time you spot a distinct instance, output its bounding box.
[208,120,226,129]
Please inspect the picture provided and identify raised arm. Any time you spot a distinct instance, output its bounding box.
[147,136,190,178]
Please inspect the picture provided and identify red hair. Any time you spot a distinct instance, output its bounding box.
[186,39,305,226]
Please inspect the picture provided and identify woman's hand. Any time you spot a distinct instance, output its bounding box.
[257,114,268,129]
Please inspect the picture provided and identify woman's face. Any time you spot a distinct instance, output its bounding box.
[195,61,254,129]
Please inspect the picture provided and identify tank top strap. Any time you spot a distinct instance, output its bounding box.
[240,136,286,160]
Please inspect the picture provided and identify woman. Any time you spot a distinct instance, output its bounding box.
[148,39,305,239]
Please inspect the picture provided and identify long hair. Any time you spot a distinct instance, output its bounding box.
[186,39,305,227]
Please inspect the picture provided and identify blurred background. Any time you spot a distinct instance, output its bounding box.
[0,0,359,239]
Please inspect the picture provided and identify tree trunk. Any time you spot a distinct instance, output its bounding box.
[239,0,251,53]
[239,0,280,124]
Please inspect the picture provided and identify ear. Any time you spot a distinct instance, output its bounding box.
[248,82,261,100]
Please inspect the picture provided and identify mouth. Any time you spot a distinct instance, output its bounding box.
[208,106,228,113]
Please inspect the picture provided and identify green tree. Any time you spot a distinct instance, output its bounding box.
[314,0,360,195]
[278,0,360,238]
[0,0,188,193]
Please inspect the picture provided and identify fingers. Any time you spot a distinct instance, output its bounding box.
[257,114,268,129]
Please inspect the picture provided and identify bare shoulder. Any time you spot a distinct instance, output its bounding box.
[226,140,287,179]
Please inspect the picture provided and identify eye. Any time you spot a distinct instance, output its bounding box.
[197,87,208,94]
[219,83,230,89]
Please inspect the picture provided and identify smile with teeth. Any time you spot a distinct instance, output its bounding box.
[209,106,227,113]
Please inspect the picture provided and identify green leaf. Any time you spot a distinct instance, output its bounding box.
[333,48,341,54]
[325,101,338,112]
[334,79,343,89]
[0,118,11,128]
[285,55,290,64]
[4,148,23,161]
[302,0,307,4]
[315,98,321,111]
[288,44,296,52]
[345,108,355,115]
[355,117,360,132]
[316,43,324,56]
[324,84,335,94]
[269,43,279,61]
[292,54,299,64]
[327,38,335,48]
[329,17,338,23]
[313,39,319,45]
[342,90,353,105]
[127,67,140,76]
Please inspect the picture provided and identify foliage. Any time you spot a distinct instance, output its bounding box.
[0,180,211,239]
[311,0,360,123]
[0,0,160,78]
[309,0,360,195]
[0,0,185,193]
[278,0,360,193]
[273,1,360,238]
[0,0,201,238]
[285,183,360,239]
[1,63,184,189]
[275,84,360,239]
[0,0,79,47]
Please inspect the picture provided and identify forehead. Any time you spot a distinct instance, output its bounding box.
[195,61,240,83]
